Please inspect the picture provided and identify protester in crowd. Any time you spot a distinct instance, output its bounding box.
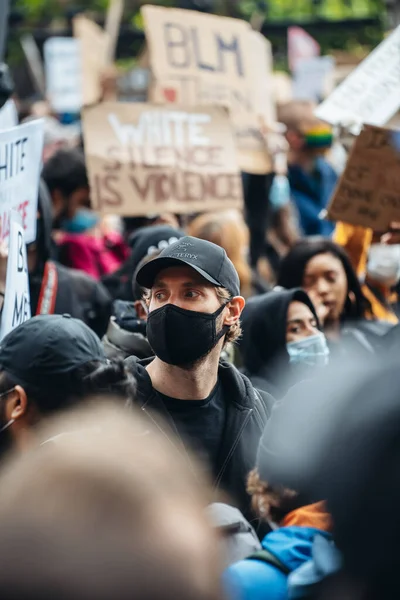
[102,224,184,301]
[187,210,270,297]
[26,181,112,337]
[224,418,333,600]
[0,403,223,600]
[42,148,128,280]
[125,236,274,519]
[239,289,328,398]
[277,101,337,237]
[335,222,400,324]
[0,314,135,460]
[278,238,393,351]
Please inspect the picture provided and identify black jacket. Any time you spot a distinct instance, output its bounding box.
[125,356,274,521]
[30,180,112,337]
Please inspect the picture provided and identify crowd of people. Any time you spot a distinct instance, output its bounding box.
[0,69,400,600]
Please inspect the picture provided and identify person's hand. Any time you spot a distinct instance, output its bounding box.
[307,290,330,326]
[381,222,400,245]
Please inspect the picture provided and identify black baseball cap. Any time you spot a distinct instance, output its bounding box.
[0,314,106,393]
[136,236,241,298]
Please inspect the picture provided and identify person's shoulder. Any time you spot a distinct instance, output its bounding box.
[224,557,287,600]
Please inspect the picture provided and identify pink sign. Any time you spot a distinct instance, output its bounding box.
[288,26,320,72]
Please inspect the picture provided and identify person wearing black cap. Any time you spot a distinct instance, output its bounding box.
[0,314,136,459]
[125,236,274,520]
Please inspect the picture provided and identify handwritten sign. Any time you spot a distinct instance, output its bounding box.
[288,26,320,73]
[73,16,110,106]
[293,56,335,102]
[83,102,243,216]
[44,37,82,113]
[0,212,31,341]
[142,5,272,174]
[327,125,400,230]
[316,27,400,133]
[0,100,18,131]
[0,119,44,244]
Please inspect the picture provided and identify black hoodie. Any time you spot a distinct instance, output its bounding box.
[125,356,274,522]
[30,181,112,337]
[239,289,319,398]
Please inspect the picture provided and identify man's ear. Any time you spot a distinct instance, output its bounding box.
[134,300,148,322]
[223,296,245,326]
[4,385,28,423]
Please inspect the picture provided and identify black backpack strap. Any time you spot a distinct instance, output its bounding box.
[247,550,291,575]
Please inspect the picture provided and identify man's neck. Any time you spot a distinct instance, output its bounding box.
[146,351,220,401]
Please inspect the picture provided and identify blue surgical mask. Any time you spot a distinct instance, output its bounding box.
[269,174,291,211]
[287,332,330,367]
[61,209,99,234]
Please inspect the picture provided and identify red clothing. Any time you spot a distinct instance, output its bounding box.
[58,232,128,281]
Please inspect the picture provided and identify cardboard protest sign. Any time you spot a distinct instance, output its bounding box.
[293,56,335,102]
[0,100,17,131]
[105,0,124,63]
[327,125,400,231]
[0,212,31,341]
[21,34,46,97]
[288,26,320,73]
[142,5,272,174]
[83,102,243,216]
[73,16,110,106]
[44,37,82,113]
[316,27,400,134]
[0,119,44,244]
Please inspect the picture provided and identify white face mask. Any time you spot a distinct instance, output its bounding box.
[367,244,400,286]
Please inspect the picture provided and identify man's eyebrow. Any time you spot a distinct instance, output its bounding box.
[153,279,210,288]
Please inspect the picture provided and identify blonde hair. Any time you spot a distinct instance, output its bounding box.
[187,211,252,298]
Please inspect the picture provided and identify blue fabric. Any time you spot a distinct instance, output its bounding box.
[288,158,337,237]
[223,527,332,600]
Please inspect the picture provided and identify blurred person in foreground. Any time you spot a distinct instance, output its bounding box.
[278,101,337,238]
[0,403,223,600]
[239,289,329,398]
[25,181,112,337]
[278,238,393,353]
[42,148,128,280]
[187,210,271,298]
[224,411,333,600]
[126,236,275,520]
[0,314,135,460]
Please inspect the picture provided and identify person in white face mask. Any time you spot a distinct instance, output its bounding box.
[363,243,400,324]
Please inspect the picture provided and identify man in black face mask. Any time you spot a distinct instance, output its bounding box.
[125,237,275,521]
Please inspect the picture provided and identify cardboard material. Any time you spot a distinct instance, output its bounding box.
[0,119,44,244]
[142,5,273,174]
[0,211,31,341]
[288,26,320,73]
[21,34,46,97]
[83,102,243,216]
[73,16,110,106]
[105,0,124,63]
[328,125,400,231]
[316,27,400,133]
[44,37,82,113]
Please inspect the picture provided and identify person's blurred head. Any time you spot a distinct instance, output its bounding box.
[187,210,252,297]
[0,403,223,600]
[0,315,135,458]
[278,238,370,325]
[41,148,90,228]
[277,100,333,159]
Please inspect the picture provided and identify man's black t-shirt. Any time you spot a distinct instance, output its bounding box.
[156,382,226,476]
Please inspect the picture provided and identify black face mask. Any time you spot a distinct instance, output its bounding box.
[146,303,229,366]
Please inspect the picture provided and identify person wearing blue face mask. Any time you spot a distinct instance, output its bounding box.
[239,288,329,399]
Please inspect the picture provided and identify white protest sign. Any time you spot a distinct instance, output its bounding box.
[0,212,31,341]
[44,37,82,113]
[293,56,335,101]
[0,119,44,245]
[288,26,320,72]
[315,27,400,133]
[0,100,18,131]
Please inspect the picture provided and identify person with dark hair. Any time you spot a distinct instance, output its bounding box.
[42,148,128,280]
[0,314,135,460]
[277,238,392,350]
[126,236,274,522]
[239,289,329,398]
[26,180,112,337]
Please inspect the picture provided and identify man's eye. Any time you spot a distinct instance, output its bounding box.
[154,292,166,301]
[184,290,199,298]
